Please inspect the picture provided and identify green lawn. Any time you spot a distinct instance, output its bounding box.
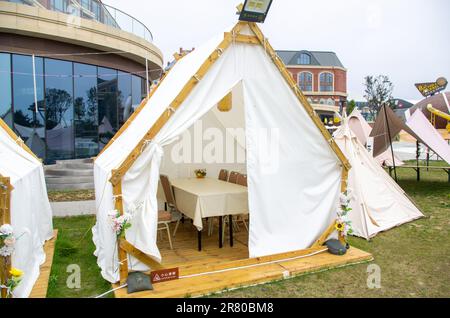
[46,162,450,298]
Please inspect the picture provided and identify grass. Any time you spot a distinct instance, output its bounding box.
[48,189,95,202]
[46,163,449,298]
[214,161,450,298]
[46,216,112,298]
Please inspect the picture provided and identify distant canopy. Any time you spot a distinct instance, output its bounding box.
[370,106,450,164]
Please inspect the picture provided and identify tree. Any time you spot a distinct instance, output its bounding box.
[363,75,394,118]
[346,99,356,116]
[45,88,72,129]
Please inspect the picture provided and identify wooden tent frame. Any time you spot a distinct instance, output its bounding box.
[94,20,351,284]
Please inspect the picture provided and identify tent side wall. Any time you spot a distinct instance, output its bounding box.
[0,118,54,298]
[0,174,12,298]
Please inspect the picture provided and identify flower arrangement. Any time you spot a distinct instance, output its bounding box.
[108,201,142,238]
[109,210,133,238]
[194,169,207,178]
[0,224,16,257]
[336,189,354,237]
[1,268,24,298]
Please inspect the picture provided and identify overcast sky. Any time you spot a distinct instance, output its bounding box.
[105,0,449,102]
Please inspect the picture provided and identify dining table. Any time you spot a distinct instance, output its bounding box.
[170,177,249,251]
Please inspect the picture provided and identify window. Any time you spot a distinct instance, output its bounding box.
[45,58,74,162]
[98,67,118,150]
[298,72,313,92]
[74,63,98,158]
[12,54,46,159]
[319,72,334,92]
[118,71,132,126]
[132,75,145,110]
[6,52,149,161]
[0,53,12,127]
[298,53,311,65]
[50,0,68,13]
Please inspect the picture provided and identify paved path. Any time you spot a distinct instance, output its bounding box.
[50,200,96,217]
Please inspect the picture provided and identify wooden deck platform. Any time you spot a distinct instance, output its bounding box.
[29,230,58,298]
[114,221,373,298]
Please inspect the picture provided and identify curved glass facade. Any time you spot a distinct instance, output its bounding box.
[0,52,148,163]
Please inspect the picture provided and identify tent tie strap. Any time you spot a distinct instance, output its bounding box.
[140,139,154,154]
[167,106,176,116]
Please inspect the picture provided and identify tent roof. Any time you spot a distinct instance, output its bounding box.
[370,106,450,164]
[96,21,351,185]
[0,118,42,182]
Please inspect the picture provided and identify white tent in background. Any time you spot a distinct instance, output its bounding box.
[93,22,351,283]
[348,108,404,166]
[334,119,423,239]
[404,109,450,164]
[0,119,53,298]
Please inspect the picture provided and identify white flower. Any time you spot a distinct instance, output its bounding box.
[339,193,350,206]
[0,245,14,257]
[0,224,13,236]
[108,209,119,218]
[123,212,132,222]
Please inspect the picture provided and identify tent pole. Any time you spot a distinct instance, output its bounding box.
[110,22,248,184]
[416,141,420,181]
[383,103,397,182]
[111,177,128,284]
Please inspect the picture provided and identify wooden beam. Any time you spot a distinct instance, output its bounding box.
[0,118,41,162]
[119,239,164,270]
[224,33,260,45]
[111,179,128,284]
[247,22,351,172]
[311,222,337,248]
[95,47,195,160]
[109,22,248,186]
[179,246,327,276]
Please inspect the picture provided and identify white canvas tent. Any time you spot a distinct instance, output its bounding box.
[334,118,423,239]
[347,108,404,166]
[93,22,351,284]
[0,119,53,298]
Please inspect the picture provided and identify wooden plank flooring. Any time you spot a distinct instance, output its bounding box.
[114,221,373,298]
[29,230,58,298]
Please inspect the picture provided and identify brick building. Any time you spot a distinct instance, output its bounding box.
[276,50,347,121]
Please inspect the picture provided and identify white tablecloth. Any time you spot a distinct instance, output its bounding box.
[171,178,249,230]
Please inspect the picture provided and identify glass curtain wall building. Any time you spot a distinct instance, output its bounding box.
[0,52,148,163]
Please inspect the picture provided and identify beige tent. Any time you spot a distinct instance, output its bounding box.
[334,118,423,239]
[92,21,351,284]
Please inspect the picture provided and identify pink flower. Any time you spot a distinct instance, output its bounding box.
[4,236,15,247]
